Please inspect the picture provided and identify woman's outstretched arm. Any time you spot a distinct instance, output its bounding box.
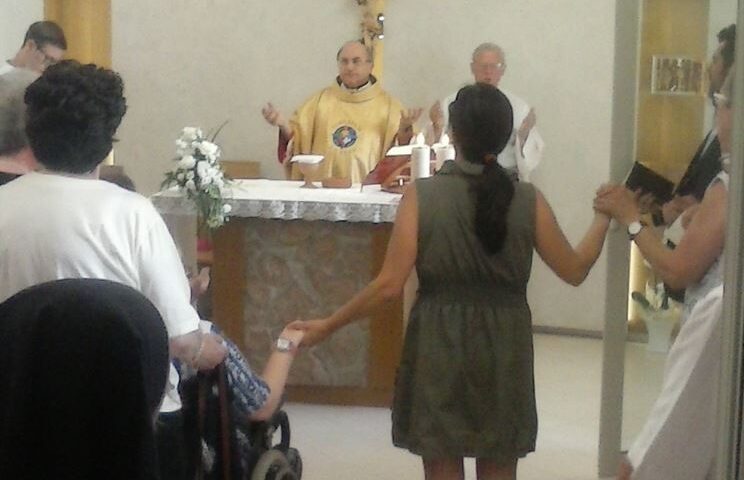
[291,184,419,347]
[534,188,611,286]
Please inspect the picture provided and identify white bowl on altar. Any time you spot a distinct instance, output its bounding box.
[290,154,324,164]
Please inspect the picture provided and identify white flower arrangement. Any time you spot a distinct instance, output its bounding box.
[162,125,232,231]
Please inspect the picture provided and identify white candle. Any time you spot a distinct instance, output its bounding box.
[411,145,431,180]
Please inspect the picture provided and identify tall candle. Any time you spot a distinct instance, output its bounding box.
[411,145,430,180]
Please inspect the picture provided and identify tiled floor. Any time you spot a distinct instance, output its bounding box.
[283,334,665,479]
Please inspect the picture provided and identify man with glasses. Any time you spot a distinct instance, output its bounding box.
[262,40,421,183]
[0,21,67,76]
[426,42,544,182]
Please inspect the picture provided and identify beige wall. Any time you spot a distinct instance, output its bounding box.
[112,1,618,331]
[0,0,44,61]
[385,0,617,331]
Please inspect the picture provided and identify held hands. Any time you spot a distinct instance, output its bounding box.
[593,184,641,225]
[287,318,334,348]
[278,325,305,353]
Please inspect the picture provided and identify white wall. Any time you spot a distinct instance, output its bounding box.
[0,0,43,61]
[112,0,616,331]
[112,1,358,192]
[386,0,616,331]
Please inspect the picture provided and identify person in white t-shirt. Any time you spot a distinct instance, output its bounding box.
[0,60,227,480]
[426,42,545,182]
[0,21,66,76]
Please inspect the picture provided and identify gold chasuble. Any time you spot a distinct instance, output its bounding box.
[288,77,403,183]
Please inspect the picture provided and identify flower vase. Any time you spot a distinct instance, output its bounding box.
[196,218,213,253]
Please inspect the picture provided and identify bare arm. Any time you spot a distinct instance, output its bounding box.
[262,102,293,140]
[292,184,419,346]
[397,108,423,145]
[170,330,227,371]
[595,183,726,290]
[249,327,305,421]
[534,189,611,286]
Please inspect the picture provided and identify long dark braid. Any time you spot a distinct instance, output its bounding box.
[449,83,515,254]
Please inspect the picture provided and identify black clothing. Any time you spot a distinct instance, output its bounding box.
[0,279,169,480]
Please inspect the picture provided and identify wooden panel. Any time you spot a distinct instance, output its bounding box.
[211,218,247,344]
[45,0,111,67]
[211,217,403,407]
[630,0,709,325]
[637,0,709,181]
[222,160,261,179]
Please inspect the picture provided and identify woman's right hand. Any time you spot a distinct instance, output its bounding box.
[287,318,333,348]
[593,185,641,225]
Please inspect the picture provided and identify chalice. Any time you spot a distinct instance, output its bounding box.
[291,155,324,189]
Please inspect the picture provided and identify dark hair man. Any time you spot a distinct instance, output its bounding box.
[0,21,67,75]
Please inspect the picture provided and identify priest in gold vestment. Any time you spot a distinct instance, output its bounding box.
[262,41,421,183]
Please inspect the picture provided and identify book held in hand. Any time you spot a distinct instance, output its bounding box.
[624,161,675,205]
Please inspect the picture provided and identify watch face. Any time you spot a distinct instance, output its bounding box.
[276,337,293,352]
[628,221,642,235]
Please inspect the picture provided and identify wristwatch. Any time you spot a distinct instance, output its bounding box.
[627,220,644,241]
[275,337,297,354]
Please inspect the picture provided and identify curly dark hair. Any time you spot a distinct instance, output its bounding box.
[449,83,514,254]
[24,60,127,174]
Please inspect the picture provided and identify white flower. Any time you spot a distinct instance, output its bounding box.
[181,127,203,142]
[176,172,185,181]
[175,139,194,157]
[198,141,220,160]
[196,161,210,180]
[178,155,196,169]
[222,204,232,214]
[185,179,196,191]
[186,171,195,180]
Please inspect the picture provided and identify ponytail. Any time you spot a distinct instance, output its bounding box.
[473,158,515,254]
[449,83,515,254]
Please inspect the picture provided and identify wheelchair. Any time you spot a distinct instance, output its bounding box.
[180,364,303,480]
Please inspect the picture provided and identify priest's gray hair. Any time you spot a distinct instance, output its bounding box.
[472,42,505,62]
[0,68,39,157]
[337,40,374,64]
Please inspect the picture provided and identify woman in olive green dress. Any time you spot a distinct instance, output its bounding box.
[292,84,610,480]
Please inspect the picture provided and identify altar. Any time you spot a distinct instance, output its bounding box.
[152,179,405,406]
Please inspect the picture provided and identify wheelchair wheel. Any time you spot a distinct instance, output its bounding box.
[250,449,296,480]
[286,447,302,479]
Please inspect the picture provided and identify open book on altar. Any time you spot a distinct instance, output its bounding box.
[362,145,415,186]
[624,161,675,205]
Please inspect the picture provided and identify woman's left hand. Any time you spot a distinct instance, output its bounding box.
[287,318,333,347]
[594,185,641,224]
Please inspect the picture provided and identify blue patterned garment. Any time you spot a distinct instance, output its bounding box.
[178,322,270,416]
[221,331,270,415]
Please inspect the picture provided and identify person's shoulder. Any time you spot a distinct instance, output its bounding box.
[499,87,529,108]
[514,181,538,205]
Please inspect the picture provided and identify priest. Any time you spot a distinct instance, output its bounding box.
[262,40,421,183]
[426,42,544,182]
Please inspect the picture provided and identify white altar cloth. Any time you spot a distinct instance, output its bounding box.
[151,179,401,223]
